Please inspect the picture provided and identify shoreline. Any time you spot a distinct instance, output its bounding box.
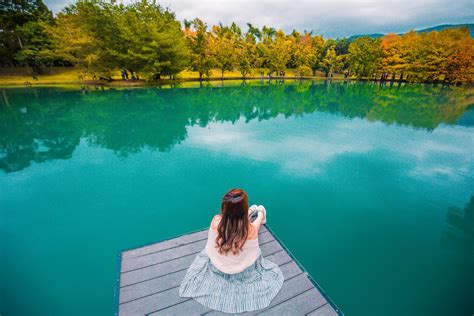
[0,75,465,88]
[0,75,340,88]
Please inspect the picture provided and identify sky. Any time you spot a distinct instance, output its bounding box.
[44,0,474,38]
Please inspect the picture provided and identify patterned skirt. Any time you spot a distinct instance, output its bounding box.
[178,249,284,314]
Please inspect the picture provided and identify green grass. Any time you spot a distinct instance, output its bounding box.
[0,68,84,86]
[0,67,344,87]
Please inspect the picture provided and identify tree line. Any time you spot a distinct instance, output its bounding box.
[1,0,473,83]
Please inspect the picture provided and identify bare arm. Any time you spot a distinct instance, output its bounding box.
[210,214,221,232]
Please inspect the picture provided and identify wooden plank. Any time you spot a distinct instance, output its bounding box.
[149,298,208,316]
[119,286,186,316]
[259,240,283,256]
[121,240,207,272]
[120,250,197,287]
[263,249,292,266]
[248,273,323,315]
[122,230,208,259]
[259,287,327,315]
[120,269,187,304]
[307,303,339,316]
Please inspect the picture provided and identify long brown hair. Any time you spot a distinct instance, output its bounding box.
[216,188,250,255]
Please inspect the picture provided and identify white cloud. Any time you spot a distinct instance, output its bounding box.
[45,0,473,37]
[167,0,473,37]
[184,113,474,181]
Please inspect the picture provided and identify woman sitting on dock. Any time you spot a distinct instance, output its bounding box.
[179,188,284,313]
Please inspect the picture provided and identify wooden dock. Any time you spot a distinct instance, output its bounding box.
[115,225,342,315]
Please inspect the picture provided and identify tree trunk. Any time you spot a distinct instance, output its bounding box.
[16,34,23,49]
[221,69,224,80]
[2,90,11,108]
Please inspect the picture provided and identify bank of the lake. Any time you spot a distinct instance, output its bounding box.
[1,81,473,316]
[0,67,371,87]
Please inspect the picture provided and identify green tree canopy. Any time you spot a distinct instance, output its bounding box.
[348,36,384,78]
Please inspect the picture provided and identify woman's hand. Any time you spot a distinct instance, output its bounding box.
[249,204,258,214]
[248,205,259,223]
[250,204,266,232]
[257,205,266,224]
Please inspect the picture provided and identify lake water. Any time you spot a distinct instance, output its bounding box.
[1,80,473,316]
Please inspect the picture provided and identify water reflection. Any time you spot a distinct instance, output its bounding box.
[0,81,472,173]
[442,195,474,252]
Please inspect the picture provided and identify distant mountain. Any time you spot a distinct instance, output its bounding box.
[347,23,473,41]
[347,33,384,41]
[417,24,474,36]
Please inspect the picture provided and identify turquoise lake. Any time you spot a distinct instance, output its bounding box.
[1,81,473,315]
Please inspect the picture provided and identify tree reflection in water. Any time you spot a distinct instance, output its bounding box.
[442,195,474,253]
[0,81,472,173]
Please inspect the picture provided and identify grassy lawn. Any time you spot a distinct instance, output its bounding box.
[0,67,343,86]
[0,68,85,86]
